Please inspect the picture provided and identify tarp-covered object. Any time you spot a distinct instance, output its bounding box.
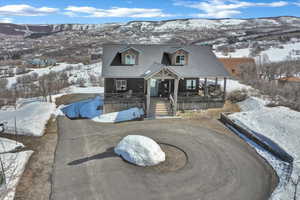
[61,96,103,119]
[92,107,144,123]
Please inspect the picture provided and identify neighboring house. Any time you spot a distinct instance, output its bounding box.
[277,76,300,87]
[102,44,230,117]
[219,57,255,78]
[26,58,56,67]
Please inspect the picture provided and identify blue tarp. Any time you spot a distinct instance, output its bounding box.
[61,96,103,119]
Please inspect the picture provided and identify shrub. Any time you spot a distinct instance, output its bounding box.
[227,89,248,103]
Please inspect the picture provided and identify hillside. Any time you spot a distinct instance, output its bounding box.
[1,16,300,63]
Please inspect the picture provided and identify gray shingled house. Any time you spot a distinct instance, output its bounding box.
[102,44,230,117]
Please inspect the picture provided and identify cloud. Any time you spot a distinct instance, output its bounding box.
[294,1,300,6]
[174,0,289,18]
[0,17,13,23]
[64,6,173,18]
[0,4,58,16]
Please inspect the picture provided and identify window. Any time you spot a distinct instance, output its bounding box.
[175,55,185,65]
[186,79,196,90]
[116,80,127,91]
[124,54,136,65]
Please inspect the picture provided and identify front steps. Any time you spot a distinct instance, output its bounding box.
[149,98,172,117]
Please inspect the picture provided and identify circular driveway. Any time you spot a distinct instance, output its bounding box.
[52,118,277,200]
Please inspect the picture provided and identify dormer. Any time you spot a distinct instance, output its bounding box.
[119,47,140,65]
[170,48,189,66]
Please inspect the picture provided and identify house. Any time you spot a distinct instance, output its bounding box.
[219,57,255,78]
[102,44,230,117]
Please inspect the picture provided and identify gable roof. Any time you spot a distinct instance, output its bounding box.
[143,63,182,80]
[102,44,230,78]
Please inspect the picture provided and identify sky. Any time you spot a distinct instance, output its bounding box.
[0,0,300,24]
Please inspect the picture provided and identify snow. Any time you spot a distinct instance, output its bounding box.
[65,86,104,94]
[92,107,144,123]
[114,135,165,167]
[0,150,33,200]
[215,42,300,62]
[0,138,24,153]
[5,62,102,89]
[0,102,56,136]
[260,42,300,62]
[237,96,269,111]
[214,48,250,58]
[228,97,300,199]
[219,79,252,93]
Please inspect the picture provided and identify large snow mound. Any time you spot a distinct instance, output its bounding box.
[114,135,165,166]
[0,102,55,136]
[92,107,144,123]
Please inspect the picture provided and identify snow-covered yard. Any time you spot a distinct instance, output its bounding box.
[0,101,56,136]
[229,96,300,200]
[0,150,33,200]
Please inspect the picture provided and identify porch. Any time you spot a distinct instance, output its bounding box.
[103,67,227,117]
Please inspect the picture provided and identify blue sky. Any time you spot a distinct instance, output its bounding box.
[0,0,299,24]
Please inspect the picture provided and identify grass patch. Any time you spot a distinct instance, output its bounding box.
[178,101,240,120]
[55,93,99,107]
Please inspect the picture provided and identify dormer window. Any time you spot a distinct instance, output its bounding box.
[125,54,136,65]
[175,55,185,65]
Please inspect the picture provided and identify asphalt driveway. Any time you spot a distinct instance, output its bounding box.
[51,118,277,200]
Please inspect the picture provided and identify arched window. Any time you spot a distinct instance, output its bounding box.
[175,55,185,65]
[125,54,136,65]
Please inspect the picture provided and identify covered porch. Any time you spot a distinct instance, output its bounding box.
[144,65,227,117]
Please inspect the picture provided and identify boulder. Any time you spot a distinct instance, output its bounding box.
[114,135,165,166]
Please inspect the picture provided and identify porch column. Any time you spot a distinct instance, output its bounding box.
[204,77,208,97]
[174,78,179,115]
[146,78,151,117]
[223,77,227,101]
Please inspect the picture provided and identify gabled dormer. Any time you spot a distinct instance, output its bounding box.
[169,48,189,66]
[119,47,140,65]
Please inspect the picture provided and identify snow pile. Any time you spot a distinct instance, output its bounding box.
[237,96,269,111]
[92,107,144,123]
[0,151,33,200]
[66,86,104,94]
[0,102,56,136]
[114,135,165,166]
[229,97,300,199]
[0,138,24,153]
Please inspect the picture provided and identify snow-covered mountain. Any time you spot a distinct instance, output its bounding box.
[1,16,300,38]
[1,16,300,62]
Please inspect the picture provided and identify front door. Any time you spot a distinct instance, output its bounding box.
[158,80,170,98]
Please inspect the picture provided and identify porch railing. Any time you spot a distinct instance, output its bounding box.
[169,93,175,115]
[104,92,145,103]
